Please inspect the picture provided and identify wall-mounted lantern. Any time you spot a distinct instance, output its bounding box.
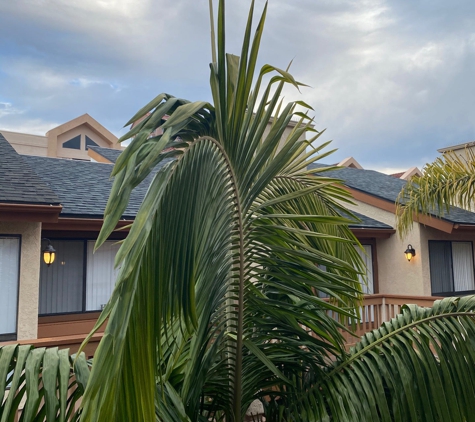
[404,244,416,262]
[42,238,56,266]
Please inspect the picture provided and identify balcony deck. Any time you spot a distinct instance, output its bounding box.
[1,295,443,355]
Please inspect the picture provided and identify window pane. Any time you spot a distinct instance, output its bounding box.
[0,237,20,336]
[429,241,454,294]
[39,240,84,314]
[452,242,475,292]
[354,244,374,294]
[86,241,120,311]
[63,135,81,150]
[85,136,99,150]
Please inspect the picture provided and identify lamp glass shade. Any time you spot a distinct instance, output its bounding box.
[404,245,416,262]
[43,244,56,266]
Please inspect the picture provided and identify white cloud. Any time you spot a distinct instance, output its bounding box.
[0,0,474,170]
[0,102,23,118]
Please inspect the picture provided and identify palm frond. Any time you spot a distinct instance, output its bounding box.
[397,149,475,237]
[0,345,90,422]
[288,295,475,421]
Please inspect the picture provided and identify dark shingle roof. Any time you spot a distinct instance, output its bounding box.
[348,211,393,230]
[0,134,60,205]
[23,155,170,218]
[88,146,122,163]
[308,163,475,226]
[17,150,392,228]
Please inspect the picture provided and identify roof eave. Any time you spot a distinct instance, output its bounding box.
[0,203,62,223]
[42,216,133,232]
[350,227,395,239]
[345,186,455,234]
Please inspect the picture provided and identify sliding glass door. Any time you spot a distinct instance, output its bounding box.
[0,236,20,340]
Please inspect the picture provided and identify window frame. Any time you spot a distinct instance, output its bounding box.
[358,239,379,295]
[38,237,119,317]
[61,134,102,152]
[0,234,22,342]
[62,135,82,150]
[85,135,99,150]
[428,240,475,296]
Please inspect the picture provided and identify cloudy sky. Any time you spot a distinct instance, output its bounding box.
[0,0,474,173]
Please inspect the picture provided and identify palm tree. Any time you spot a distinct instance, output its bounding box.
[78,1,364,420]
[397,149,475,236]
[3,2,475,421]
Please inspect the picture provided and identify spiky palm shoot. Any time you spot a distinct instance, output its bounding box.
[397,149,475,237]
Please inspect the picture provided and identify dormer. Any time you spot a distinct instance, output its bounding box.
[338,157,363,169]
[46,114,121,160]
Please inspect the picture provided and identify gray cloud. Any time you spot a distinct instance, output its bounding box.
[0,0,474,171]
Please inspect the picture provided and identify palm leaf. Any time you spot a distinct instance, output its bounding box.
[286,296,475,421]
[0,345,90,422]
[397,149,475,237]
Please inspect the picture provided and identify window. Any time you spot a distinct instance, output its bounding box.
[429,241,475,295]
[85,136,99,150]
[354,244,374,294]
[0,236,20,341]
[63,135,81,150]
[39,239,120,315]
[86,241,120,310]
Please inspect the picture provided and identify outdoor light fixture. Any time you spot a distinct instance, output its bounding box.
[404,244,416,262]
[42,238,56,266]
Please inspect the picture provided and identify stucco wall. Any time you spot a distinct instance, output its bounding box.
[345,200,428,296]
[1,130,48,157]
[0,222,41,340]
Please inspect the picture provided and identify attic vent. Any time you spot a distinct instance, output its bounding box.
[63,135,81,150]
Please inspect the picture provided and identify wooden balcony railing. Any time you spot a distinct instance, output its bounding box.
[1,312,104,359]
[338,294,442,348]
[1,295,443,356]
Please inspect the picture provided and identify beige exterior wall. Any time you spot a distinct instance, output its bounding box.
[0,221,41,340]
[345,200,428,296]
[442,145,475,162]
[1,130,48,157]
[347,199,475,297]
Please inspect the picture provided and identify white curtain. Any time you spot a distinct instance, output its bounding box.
[0,237,20,335]
[86,241,120,311]
[354,244,374,294]
[452,242,475,292]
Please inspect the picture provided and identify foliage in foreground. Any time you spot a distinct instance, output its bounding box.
[397,149,475,237]
[2,297,475,421]
[0,347,89,421]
